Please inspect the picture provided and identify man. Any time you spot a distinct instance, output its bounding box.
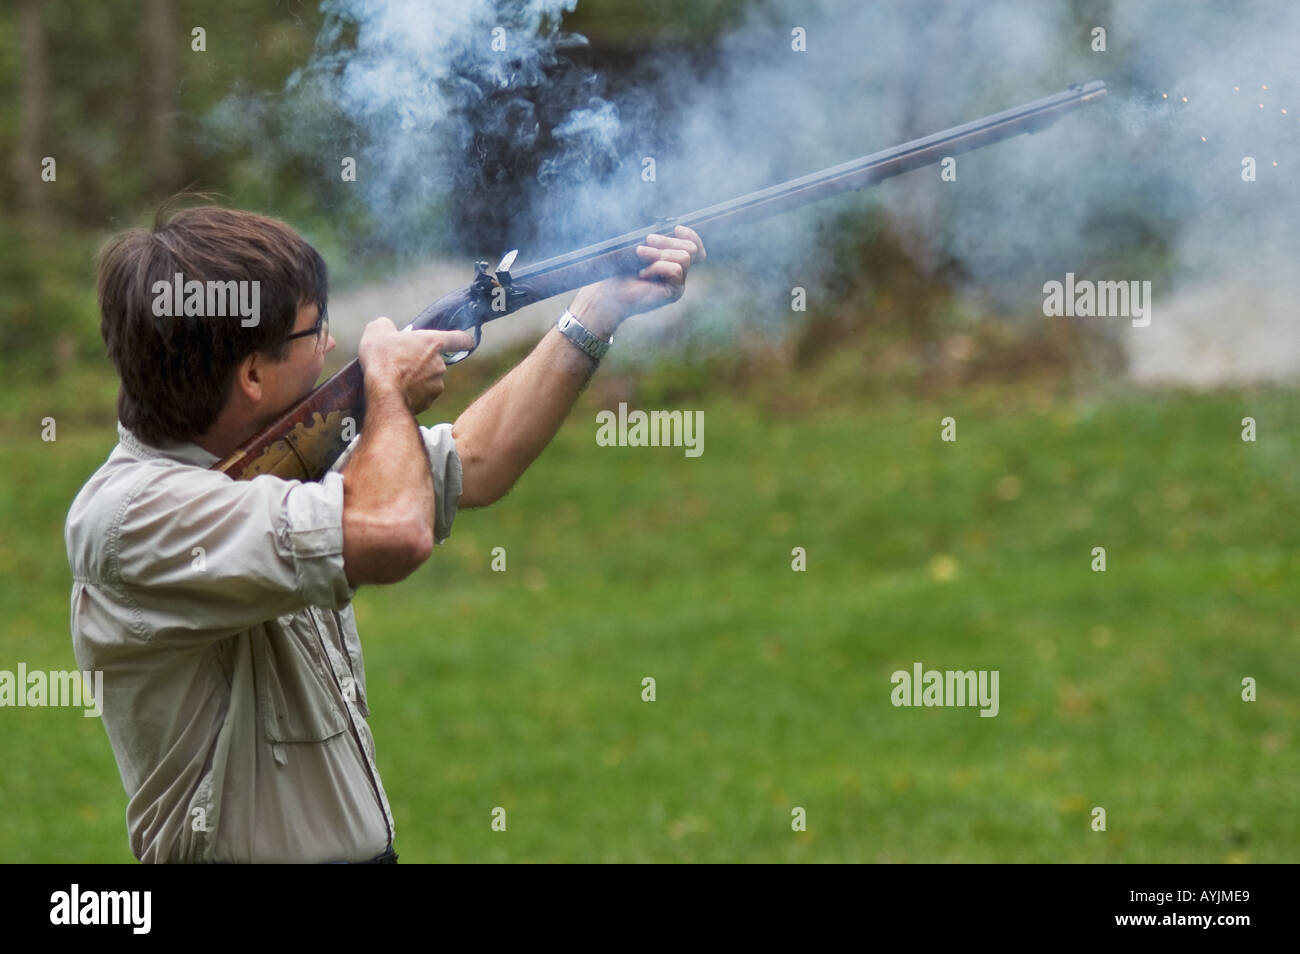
[66,203,703,862]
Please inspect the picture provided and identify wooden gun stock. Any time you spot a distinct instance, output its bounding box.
[212,360,365,480]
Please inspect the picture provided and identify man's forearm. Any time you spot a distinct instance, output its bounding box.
[341,381,436,583]
[452,313,609,509]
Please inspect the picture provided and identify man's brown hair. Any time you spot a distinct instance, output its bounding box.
[96,203,328,446]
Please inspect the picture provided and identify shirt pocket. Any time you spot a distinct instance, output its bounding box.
[252,616,349,743]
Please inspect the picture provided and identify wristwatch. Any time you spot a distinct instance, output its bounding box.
[556,309,613,362]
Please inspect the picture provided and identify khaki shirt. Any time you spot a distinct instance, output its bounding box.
[65,421,462,863]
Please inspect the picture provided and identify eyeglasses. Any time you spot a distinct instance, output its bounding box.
[280,306,329,352]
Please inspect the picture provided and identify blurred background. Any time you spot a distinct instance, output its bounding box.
[0,0,1296,862]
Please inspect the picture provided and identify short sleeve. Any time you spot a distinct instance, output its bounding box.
[114,467,353,640]
[422,422,463,545]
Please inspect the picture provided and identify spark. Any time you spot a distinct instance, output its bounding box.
[1161,92,1168,99]
[1201,136,1207,142]
[1181,97,1188,103]
[1273,161,1278,167]
[1233,86,1240,92]
[1260,103,1265,109]
[1263,84,1269,90]
[1283,109,1289,115]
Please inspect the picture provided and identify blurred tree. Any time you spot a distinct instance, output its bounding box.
[145,0,180,193]
[11,0,49,222]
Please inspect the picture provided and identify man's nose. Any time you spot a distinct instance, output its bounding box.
[325,334,337,354]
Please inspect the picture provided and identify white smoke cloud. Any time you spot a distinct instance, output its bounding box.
[217,0,1300,379]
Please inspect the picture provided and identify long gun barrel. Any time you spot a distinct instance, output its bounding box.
[214,80,1106,481]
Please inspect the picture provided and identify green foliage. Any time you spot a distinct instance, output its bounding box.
[0,225,105,381]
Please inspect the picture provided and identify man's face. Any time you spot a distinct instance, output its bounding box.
[258,301,336,422]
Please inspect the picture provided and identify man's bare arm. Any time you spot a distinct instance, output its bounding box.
[342,320,475,585]
[452,322,606,510]
[453,227,705,509]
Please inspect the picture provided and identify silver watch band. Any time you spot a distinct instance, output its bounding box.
[556,309,613,362]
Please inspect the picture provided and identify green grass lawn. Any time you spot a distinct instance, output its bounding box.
[1,373,1296,862]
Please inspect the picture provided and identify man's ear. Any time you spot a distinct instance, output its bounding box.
[235,351,264,403]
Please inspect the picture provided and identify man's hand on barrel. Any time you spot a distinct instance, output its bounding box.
[566,225,707,339]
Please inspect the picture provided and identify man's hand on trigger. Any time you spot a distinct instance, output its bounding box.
[357,318,476,415]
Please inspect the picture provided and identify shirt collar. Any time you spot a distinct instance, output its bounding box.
[117,421,221,469]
